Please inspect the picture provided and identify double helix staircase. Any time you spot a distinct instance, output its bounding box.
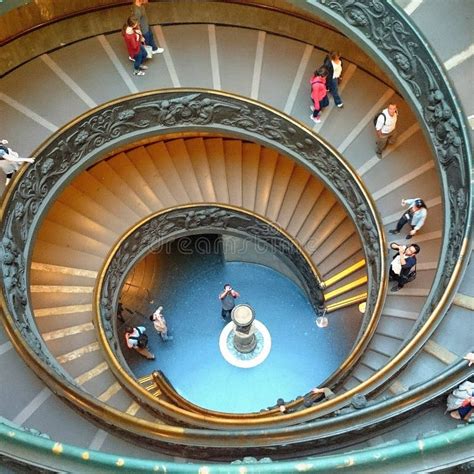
[0,0,472,471]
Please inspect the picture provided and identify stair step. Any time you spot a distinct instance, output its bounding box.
[266,155,295,221]
[241,142,261,211]
[204,138,230,203]
[166,139,204,202]
[107,152,163,212]
[275,166,311,228]
[72,171,140,224]
[88,160,151,218]
[296,190,337,244]
[224,140,243,207]
[58,185,125,234]
[254,147,278,216]
[185,137,218,202]
[126,146,176,208]
[147,141,190,203]
[286,178,325,236]
[35,220,110,257]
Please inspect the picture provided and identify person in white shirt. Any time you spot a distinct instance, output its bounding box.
[375,103,398,158]
[0,139,35,186]
[124,326,155,360]
[149,306,173,341]
[323,51,344,108]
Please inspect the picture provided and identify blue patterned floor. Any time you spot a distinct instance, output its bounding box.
[121,241,362,413]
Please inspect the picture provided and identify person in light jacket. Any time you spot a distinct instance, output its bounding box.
[389,198,428,239]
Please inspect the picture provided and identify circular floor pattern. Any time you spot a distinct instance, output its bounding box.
[219,320,272,368]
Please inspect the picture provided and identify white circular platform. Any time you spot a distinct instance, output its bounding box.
[219,320,271,369]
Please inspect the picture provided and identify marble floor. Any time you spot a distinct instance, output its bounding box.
[120,241,362,413]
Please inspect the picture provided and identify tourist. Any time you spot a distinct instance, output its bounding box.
[132,0,164,55]
[310,66,329,124]
[323,51,344,108]
[124,326,155,359]
[375,103,398,158]
[446,379,474,422]
[389,198,428,239]
[150,306,173,341]
[304,387,335,407]
[389,242,420,292]
[0,139,35,186]
[219,283,240,320]
[122,16,148,76]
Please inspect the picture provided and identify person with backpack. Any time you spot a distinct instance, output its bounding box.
[125,326,155,359]
[389,198,428,239]
[0,139,35,187]
[323,51,344,108]
[389,242,420,292]
[374,103,398,158]
[310,67,329,124]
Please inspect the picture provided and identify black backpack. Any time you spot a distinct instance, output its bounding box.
[129,327,148,348]
[373,112,387,127]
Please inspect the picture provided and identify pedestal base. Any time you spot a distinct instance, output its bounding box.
[219,321,271,369]
[233,329,257,353]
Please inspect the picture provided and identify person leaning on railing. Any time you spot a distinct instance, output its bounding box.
[0,139,35,186]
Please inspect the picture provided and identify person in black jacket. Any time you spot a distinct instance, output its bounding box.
[389,242,420,292]
[323,51,344,108]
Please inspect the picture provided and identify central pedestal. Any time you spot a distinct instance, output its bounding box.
[231,304,257,353]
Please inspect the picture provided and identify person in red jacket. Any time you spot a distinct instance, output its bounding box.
[123,16,148,76]
[310,67,329,124]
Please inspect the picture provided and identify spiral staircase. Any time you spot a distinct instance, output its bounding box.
[0,0,472,472]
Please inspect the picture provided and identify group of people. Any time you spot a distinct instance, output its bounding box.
[124,283,240,360]
[388,197,428,292]
[309,52,399,159]
[310,51,344,124]
[122,0,164,76]
[124,305,172,360]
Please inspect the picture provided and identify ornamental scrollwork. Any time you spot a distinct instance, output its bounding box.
[1,90,385,394]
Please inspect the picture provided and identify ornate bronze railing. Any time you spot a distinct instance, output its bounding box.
[0,89,384,433]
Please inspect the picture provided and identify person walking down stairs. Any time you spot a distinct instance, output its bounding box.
[123,16,149,76]
[310,67,329,124]
[323,51,344,108]
[132,0,164,55]
[374,103,398,158]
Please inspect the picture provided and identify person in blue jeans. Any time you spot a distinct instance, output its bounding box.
[323,51,344,108]
[132,0,164,55]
